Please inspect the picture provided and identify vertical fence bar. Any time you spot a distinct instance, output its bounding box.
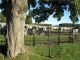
[75,34,77,42]
[33,29,36,46]
[48,29,51,58]
[58,26,61,45]
[68,31,71,43]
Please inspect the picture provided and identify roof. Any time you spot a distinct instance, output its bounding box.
[31,23,52,26]
[59,23,80,27]
[53,25,59,27]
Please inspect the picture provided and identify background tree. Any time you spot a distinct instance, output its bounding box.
[29,0,80,24]
[69,0,80,24]
[0,13,6,22]
[25,15,32,24]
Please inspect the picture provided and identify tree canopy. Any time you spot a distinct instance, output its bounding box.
[28,0,80,24]
[0,0,80,24]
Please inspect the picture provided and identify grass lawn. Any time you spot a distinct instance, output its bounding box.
[24,33,80,45]
[30,43,80,60]
[0,34,80,60]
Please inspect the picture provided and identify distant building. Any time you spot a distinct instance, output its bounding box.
[52,25,59,30]
[60,26,73,31]
[25,23,53,35]
[25,23,52,31]
[59,23,80,33]
[72,27,79,34]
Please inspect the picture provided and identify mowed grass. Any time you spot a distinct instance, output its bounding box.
[29,43,80,60]
[0,34,80,60]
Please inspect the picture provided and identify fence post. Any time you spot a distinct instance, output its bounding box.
[48,29,51,58]
[75,34,77,42]
[58,26,61,45]
[33,29,36,46]
[68,31,71,43]
[68,31,73,43]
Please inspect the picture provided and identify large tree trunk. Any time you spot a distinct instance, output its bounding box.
[6,0,28,57]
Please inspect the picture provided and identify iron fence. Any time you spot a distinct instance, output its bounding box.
[24,30,80,58]
[0,30,80,59]
[25,31,80,46]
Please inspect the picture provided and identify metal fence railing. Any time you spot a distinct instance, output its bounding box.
[0,31,80,58]
[25,31,80,46]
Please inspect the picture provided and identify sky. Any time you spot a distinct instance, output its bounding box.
[0,0,80,25]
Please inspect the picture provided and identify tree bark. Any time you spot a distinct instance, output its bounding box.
[6,0,28,57]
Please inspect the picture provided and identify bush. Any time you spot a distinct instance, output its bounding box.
[0,26,7,36]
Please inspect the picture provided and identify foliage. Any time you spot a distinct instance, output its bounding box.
[74,0,80,15]
[0,0,28,19]
[0,0,80,23]
[25,15,32,24]
[69,0,79,24]
[0,26,7,36]
[28,0,80,23]
[0,13,6,22]
[0,0,12,17]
